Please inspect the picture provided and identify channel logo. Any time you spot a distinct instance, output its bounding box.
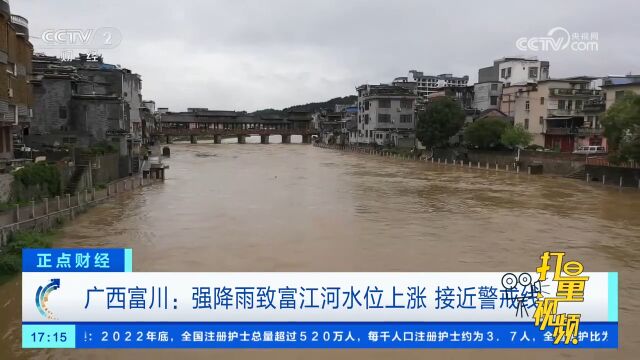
[35,278,61,320]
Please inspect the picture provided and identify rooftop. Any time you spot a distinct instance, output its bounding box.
[601,75,640,87]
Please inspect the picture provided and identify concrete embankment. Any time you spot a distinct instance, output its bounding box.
[0,175,163,247]
[314,143,640,189]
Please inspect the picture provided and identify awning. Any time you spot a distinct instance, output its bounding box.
[546,116,573,120]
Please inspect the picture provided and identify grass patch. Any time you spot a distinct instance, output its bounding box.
[0,230,56,281]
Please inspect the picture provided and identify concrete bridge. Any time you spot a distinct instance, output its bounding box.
[152,109,317,144]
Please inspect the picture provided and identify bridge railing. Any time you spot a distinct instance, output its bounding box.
[152,128,318,136]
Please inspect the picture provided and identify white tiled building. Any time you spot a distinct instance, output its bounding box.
[407,71,469,109]
[353,83,417,148]
[478,57,550,86]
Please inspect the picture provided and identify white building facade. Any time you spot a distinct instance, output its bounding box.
[354,84,417,148]
[407,71,469,109]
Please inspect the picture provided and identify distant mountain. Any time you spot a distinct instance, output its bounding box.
[252,95,357,115]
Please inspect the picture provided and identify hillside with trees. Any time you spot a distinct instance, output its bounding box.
[252,95,357,116]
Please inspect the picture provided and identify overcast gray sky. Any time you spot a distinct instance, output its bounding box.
[14,0,640,112]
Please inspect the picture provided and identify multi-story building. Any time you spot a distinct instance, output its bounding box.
[407,71,468,109]
[600,75,640,109]
[473,81,503,111]
[30,54,80,148]
[479,57,550,86]
[427,85,475,110]
[141,100,159,144]
[316,110,343,145]
[29,53,145,176]
[0,1,33,160]
[355,83,417,148]
[501,78,603,152]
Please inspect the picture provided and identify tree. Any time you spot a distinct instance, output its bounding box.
[501,123,533,149]
[416,98,465,150]
[602,93,640,162]
[463,117,510,149]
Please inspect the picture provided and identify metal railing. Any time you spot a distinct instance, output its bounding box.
[586,157,640,169]
[0,175,162,247]
[576,128,604,136]
[549,88,600,97]
[10,14,28,27]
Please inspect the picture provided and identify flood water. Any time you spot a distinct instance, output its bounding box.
[1,136,639,359]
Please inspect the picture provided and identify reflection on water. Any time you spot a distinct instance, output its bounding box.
[1,137,639,359]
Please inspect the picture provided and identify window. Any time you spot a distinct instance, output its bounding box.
[575,100,583,110]
[364,101,370,110]
[378,114,391,123]
[59,106,68,119]
[6,62,16,75]
[615,90,627,102]
[490,83,498,91]
[501,68,506,78]
[529,67,538,78]
[501,67,511,78]
[378,99,391,108]
[558,100,566,110]
[539,116,544,125]
[400,114,412,123]
[364,114,369,124]
[540,97,545,105]
[400,99,413,109]
[525,100,530,110]
[490,96,498,106]
[524,118,529,130]
[567,100,573,111]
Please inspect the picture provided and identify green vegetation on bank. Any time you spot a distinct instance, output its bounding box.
[463,118,533,150]
[80,142,118,156]
[603,93,640,163]
[463,117,510,149]
[0,230,56,280]
[416,98,466,151]
[12,162,62,203]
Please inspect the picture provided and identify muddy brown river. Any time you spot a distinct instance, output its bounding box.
[1,138,639,359]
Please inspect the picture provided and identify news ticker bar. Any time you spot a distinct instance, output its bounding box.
[22,272,616,322]
[22,322,617,349]
[21,249,619,349]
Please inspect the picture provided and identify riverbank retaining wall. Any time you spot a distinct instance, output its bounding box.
[315,143,640,189]
[0,175,164,247]
[467,151,585,176]
[585,165,640,188]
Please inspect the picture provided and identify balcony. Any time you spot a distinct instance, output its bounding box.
[547,109,583,117]
[545,127,604,136]
[545,128,576,135]
[582,100,606,113]
[10,14,29,37]
[576,127,604,136]
[549,88,601,97]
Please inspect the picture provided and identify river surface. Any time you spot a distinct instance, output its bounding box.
[1,137,639,359]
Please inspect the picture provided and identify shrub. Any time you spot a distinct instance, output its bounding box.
[12,163,62,202]
[0,231,54,277]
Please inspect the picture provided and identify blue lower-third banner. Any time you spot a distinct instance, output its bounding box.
[22,322,617,349]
